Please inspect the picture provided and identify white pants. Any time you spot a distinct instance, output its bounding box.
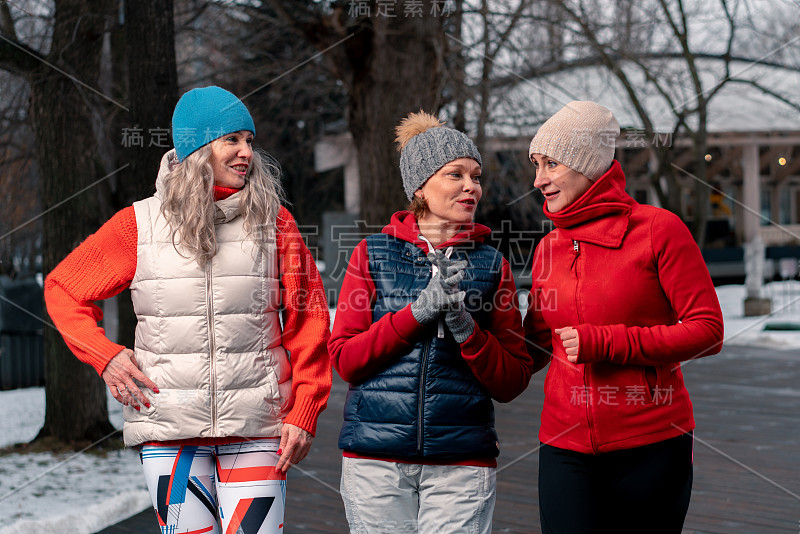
[340,457,496,534]
[140,438,285,533]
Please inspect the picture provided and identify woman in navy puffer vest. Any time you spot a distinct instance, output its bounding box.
[329,111,535,534]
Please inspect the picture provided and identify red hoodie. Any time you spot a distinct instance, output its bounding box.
[330,210,534,405]
[523,160,724,454]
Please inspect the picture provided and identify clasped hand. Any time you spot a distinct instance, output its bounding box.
[555,327,580,363]
[410,251,466,325]
[410,251,475,342]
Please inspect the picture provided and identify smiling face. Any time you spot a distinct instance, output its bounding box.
[415,157,482,226]
[531,153,594,213]
[209,130,254,189]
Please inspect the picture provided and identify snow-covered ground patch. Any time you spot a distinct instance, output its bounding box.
[717,282,800,348]
[0,391,150,534]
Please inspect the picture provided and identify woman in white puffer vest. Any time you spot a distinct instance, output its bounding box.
[45,86,332,533]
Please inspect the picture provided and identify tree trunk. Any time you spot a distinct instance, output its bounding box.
[649,144,683,217]
[691,133,710,246]
[120,0,178,205]
[113,0,178,349]
[31,0,116,443]
[346,1,446,225]
[474,0,491,156]
[449,0,466,131]
[269,0,447,226]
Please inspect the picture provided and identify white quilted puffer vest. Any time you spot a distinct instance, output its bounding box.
[123,155,291,446]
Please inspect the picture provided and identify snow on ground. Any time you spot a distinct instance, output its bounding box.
[717,281,800,348]
[1,283,799,534]
[0,392,151,534]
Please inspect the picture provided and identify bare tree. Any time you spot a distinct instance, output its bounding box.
[1,0,118,443]
[442,1,548,266]
[171,1,348,234]
[0,77,39,278]
[259,0,448,226]
[0,0,178,444]
[110,0,178,349]
[482,0,800,245]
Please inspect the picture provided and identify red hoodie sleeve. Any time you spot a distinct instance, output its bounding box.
[328,240,428,383]
[44,207,137,375]
[522,242,556,374]
[575,209,724,365]
[459,259,535,402]
[276,207,332,436]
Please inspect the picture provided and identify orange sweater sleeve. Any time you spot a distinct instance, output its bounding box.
[275,207,332,436]
[44,207,138,376]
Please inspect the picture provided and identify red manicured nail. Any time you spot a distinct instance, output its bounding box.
[134,405,140,411]
[276,449,282,455]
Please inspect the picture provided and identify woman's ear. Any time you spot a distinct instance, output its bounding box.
[414,190,424,201]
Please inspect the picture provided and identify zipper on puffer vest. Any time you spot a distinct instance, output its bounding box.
[206,265,218,436]
[417,337,432,454]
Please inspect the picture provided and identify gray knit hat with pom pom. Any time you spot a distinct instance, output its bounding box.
[397,112,482,200]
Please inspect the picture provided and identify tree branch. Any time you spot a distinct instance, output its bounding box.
[556,0,657,135]
[488,51,800,90]
[486,0,528,61]
[703,0,739,105]
[727,78,800,113]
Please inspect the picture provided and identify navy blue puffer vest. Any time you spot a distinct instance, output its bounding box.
[338,234,504,460]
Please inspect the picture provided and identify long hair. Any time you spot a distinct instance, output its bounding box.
[159,145,285,268]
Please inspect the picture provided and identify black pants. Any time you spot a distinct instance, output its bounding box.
[538,433,693,534]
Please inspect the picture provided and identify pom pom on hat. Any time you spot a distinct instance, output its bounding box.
[395,111,444,151]
[397,111,482,201]
[171,86,255,162]
[528,101,619,181]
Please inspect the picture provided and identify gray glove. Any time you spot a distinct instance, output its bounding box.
[428,250,468,282]
[411,269,466,325]
[445,301,475,343]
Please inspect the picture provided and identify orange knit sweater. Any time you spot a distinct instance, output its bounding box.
[44,193,331,436]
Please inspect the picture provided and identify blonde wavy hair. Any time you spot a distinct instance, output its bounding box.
[159,144,285,268]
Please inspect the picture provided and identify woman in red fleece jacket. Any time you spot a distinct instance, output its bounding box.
[329,111,534,533]
[524,101,724,534]
[45,86,331,534]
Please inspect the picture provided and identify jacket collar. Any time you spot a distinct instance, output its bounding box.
[383,210,491,249]
[544,160,635,248]
[155,149,242,224]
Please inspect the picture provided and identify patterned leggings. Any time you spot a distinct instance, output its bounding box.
[140,438,285,534]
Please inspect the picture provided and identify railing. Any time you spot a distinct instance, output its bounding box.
[0,332,44,390]
[764,257,800,316]
[760,225,800,247]
[0,277,44,390]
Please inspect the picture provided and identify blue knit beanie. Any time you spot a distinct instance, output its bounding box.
[171,86,256,162]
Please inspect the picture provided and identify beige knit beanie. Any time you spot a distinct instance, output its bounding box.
[528,101,619,181]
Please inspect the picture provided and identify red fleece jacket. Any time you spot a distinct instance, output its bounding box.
[44,189,331,436]
[523,161,724,454]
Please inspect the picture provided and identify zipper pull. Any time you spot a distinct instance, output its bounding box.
[570,240,580,270]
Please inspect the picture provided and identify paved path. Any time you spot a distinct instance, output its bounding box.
[98,344,800,533]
